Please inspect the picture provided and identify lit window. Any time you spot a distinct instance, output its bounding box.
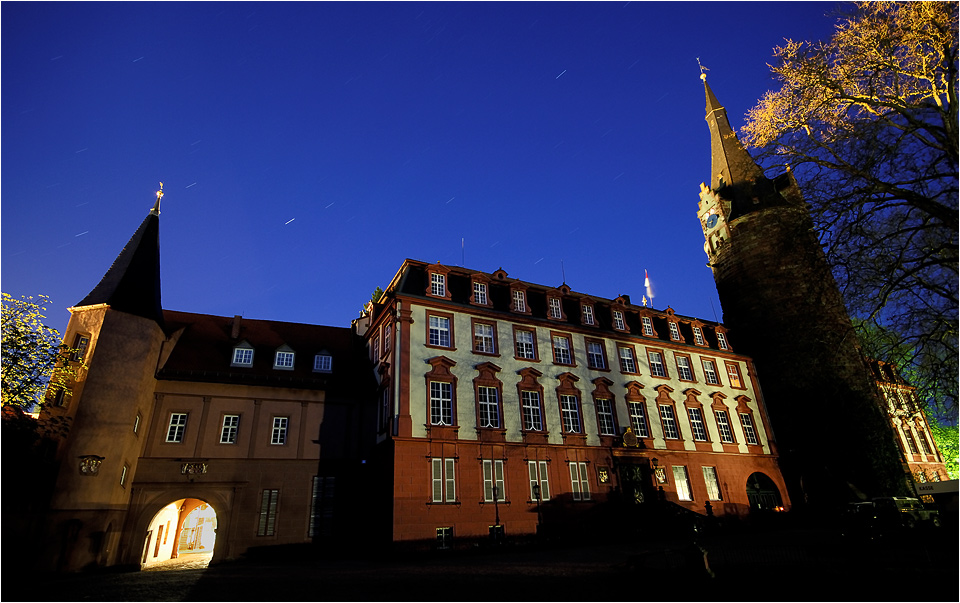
[586,341,606,369]
[430,381,454,426]
[560,394,581,433]
[473,322,496,354]
[529,460,550,501]
[274,351,295,369]
[313,354,332,372]
[515,329,536,360]
[716,331,729,350]
[618,347,637,373]
[120,464,128,487]
[693,326,705,346]
[271,417,288,445]
[596,399,616,436]
[512,290,526,313]
[659,405,679,439]
[648,351,667,378]
[726,363,743,388]
[477,386,500,428]
[549,298,563,319]
[688,407,708,441]
[166,413,187,443]
[641,317,654,336]
[715,410,734,443]
[703,360,720,385]
[428,315,451,347]
[257,489,279,536]
[569,462,591,501]
[673,466,693,501]
[133,413,141,434]
[581,304,595,325]
[430,273,446,297]
[676,356,694,381]
[483,459,505,502]
[552,335,573,365]
[220,414,240,444]
[740,413,758,445]
[521,391,543,431]
[668,322,681,341]
[431,458,456,503]
[383,324,391,351]
[232,346,254,366]
[473,282,488,305]
[613,310,626,331]
[629,401,650,437]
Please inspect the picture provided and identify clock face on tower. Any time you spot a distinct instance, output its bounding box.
[705,213,719,229]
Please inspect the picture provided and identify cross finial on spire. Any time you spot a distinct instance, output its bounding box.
[697,57,709,82]
[152,182,163,215]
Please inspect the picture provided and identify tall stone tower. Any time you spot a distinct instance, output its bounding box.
[696,76,907,507]
[40,190,167,571]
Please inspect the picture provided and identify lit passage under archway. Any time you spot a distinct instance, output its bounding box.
[141,498,217,570]
[745,472,784,511]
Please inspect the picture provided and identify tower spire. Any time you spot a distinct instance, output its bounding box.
[703,75,764,191]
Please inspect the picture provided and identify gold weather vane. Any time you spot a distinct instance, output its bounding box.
[697,58,709,81]
[153,182,163,214]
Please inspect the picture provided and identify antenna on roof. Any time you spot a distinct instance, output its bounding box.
[709,298,720,323]
[561,260,566,284]
[461,237,465,267]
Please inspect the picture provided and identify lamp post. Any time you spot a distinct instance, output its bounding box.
[532,482,542,534]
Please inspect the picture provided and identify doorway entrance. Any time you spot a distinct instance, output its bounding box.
[745,472,783,511]
[141,498,217,570]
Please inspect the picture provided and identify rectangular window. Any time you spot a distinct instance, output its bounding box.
[271,417,289,445]
[232,347,253,366]
[313,354,332,372]
[693,326,705,346]
[560,394,581,433]
[648,351,667,378]
[220,414,240,444]
[596,399,616,436]
[613,311,626,331]
[668,322,681,341]
[473,322,496,354]
[659,405,679,439]
[552,335,573,365]
[618,346,637,373]
[688,407,708,441]
[436,527,454,549]
[641,317,654,336]
[676,356,694,381]
[581,304,595,325]
[569,462,591,501]
[430,381,453,426]
[586,341,606,369]
[703,467,722,501]
[717,331,729,350]
[120,464,128,487]
[430,273,446,297]
[515,329,536,360]
[308,476,335,538]
[477,386,500,428]
[166,413,187,443]
[740,413,758,445]
[383,324,391,352]
[274,351,294,369]
[726,363,743,388]
[133,413,141,434]
[703,360,720,385]
[473,282,488,305]
[672,466,693,501]
[715,410,734,443]
[904,429,919,454]
[431,458,456,503]
[428,315,451,348]
[372,336,381,361]
[71,334,90,362]
[919,429,933,454]
[512,290,526,313]
[629,401,650,438]
[549,298,563,319]
[521,391,543,431]
[483,459,505,502]
[528,460,550,501]
[257,489,279,536]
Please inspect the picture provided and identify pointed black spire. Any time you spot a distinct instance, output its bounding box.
[703,75,765,189]
[76,186,164,328]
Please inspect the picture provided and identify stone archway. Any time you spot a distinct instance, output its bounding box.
[141,498,217,570]
[745,472,783,511]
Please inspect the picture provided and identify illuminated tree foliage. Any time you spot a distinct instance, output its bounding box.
[1,293,81,410]
[742,2,959,420]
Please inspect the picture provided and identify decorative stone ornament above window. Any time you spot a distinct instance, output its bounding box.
[425,263,453,300]
[79,455,104,476]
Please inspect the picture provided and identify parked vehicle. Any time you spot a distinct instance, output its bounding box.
[871,497,941,528]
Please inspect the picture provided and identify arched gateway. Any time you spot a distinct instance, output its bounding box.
[141,498,218,569]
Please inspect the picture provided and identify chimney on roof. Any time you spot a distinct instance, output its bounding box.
[231,315,242,339]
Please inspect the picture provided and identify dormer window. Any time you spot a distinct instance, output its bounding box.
[512,289,527,313]
[641,317,655,337]
[431,273,446,297]
[472,281,488,305]
[668,322,681,341]
[549,298,563,319]
[232,343,254,367]
[692,326,705,346]
[717,331,729,350]
[612,310,627,331]
[313,353,332,372]
[581,304,595,326]
[274,350,295,370]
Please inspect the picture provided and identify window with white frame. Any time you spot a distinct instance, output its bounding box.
[581,304,595,325]
[668,322,681,341]
[232,346,254,366]
[676,356,694,381]
[703,467,722,500]
[372,335,381,361]
[166,413,187,443]
[618,346,637,373]
[257,489,279,536]
[133,412,141,434]
[672,465,693,501]
[430,381,454,426]
[220,414,240,444]
[483,459,505,502]
[613,310,626,331]
[473,322,496,354]
[431,458,456,503]
[552,335,573,365]
[271,417,289,445]
[586,341,606,369]
[648,351,667,377]
[904,428,920,453]
[559,394,581,433]
[473,282,488,305]
[629,401,650,437]
[521,391,543,431]
[309,476,335,538]
[688,407,708,441]
[383,324,391,352]
[120,464,128,487]
[569,462,591,501]
[428,315,451,347]
[512,290,526,313]
[715,410,734,443]
[726,363,743,388]
[313,353,332,372]
[274,350,295,369]
[703,359,720,385]
[477,386,500,428]
[918,426,933,454]
[659,405,680,439]
[740,413,758,445]
[693,326,705,346]
[528,460,550,500]
[430,273,446,297]
[549,297,563,319]
[596,399,616,436]
[71,334,91,362]
[716,331,729,350]
[641,316,654,336]
[515,329,536,360]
